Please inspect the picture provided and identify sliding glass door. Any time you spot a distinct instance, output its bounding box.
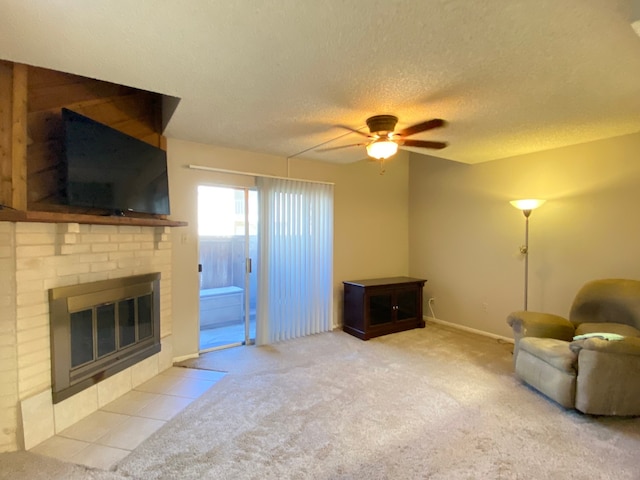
[197,186,257,351]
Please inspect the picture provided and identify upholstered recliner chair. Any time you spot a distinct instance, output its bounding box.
[507,279,640,415]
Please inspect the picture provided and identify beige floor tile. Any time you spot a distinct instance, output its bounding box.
[58,410,130,442]
[70,443,130,471]
[30,435,90,462]
[170,377,216,399]
[101,390,163,415]
[95,416,166,450]
[134,374,185,394]
[134,394,194,421]
[162,366,226,382]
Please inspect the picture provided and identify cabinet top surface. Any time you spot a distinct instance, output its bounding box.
[343,276,427,287]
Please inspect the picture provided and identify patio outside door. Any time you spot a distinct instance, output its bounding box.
[197,185,257,351]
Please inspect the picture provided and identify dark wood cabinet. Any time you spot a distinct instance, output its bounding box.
[342,277,427,340]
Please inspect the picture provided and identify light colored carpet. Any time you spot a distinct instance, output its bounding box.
[1,322,639,479]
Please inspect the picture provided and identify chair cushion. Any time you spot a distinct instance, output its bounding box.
[519,337,577,373]
[574,322,640,338]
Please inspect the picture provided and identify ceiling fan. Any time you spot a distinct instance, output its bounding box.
[318,115,447,160]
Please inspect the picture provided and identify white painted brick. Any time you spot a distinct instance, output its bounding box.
[16,303,48,319]
[15,257,45,271]
[0,222,12,232]
[80,233,110,244]
[90,225,117,233]
[59,244,91,255]
[134,250,153,258]
[17,348,49,370]
[134,234,154,242]
[108,251,134,261]
[16,245,56,258]
[108,269,134,279]
[19,375,51,399]
[15,233,57,246]
[78,272,109,284]
[56,264,90,277]
[15,279,44,295]
[16,291,47,308]
[110,234,133,242]
[16,273,55,289]
[15,223,53,234]
[90,262,118,273]
[118,242,141,251]
[0,246,11,258]
[91,243,118,253]
[16,314,48,333]
[16,326,48,345]
[19,363,50,389]
[77,253,109,264]
[58,223,80,234]
[117,258,141,269]
[118,226,141,234]
[59,233,77,244]
[15,337,48,356]
[43,275,80,290]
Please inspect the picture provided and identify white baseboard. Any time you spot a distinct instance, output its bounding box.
[425,316,514,344]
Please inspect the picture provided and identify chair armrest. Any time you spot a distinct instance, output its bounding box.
[570,336,640,356]
[507,311,575,341]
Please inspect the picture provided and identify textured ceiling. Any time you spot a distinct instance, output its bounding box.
[1,0,640,164]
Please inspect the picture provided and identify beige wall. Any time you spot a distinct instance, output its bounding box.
[167,138,410,358]
[408,132,640,338]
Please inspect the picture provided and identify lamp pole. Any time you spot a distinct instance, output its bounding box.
[510,199,546,312]
[522,209,531,311]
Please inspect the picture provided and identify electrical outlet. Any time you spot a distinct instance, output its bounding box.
[429,297,436,304]
[482,302,488,312]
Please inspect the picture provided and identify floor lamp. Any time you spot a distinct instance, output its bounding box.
[510,199,546,311]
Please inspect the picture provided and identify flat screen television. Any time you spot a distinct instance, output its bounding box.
[62,108,170,215]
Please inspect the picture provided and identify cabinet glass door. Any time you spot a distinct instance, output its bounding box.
[369,294,393,326]
[396,290,418,321]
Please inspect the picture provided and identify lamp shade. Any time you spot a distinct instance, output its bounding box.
[366,140,399,160]
[510,199,546,211]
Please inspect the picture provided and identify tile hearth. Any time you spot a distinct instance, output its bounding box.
[30,366,224,471]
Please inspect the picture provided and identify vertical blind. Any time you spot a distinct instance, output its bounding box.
[256,177,333,345]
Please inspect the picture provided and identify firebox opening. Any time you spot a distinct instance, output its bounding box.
[49,273,162,403]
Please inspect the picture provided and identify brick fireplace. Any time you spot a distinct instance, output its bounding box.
[0,221,174,451]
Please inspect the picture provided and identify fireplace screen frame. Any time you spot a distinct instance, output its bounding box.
[49,272,161,403]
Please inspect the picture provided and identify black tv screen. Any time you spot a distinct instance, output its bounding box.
[63,108,170,215]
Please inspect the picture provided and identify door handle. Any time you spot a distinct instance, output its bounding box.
[198,263,202,273]
[246,258,252,274]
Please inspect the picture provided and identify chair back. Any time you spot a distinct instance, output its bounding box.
[569,279,640,330]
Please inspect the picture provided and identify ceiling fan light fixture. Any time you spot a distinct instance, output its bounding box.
[366,140,398,160]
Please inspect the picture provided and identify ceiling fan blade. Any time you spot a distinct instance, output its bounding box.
[336,125,371,138]
[316,143,366,152]
[401,139,448,150]
[397,118,446,138]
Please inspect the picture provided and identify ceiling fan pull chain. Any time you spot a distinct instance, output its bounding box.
[379,160,386,176]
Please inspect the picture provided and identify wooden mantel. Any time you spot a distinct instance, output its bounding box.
[0,60,187,228]
[0,209,186,227]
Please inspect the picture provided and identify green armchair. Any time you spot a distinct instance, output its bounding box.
[507,279,640,415]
